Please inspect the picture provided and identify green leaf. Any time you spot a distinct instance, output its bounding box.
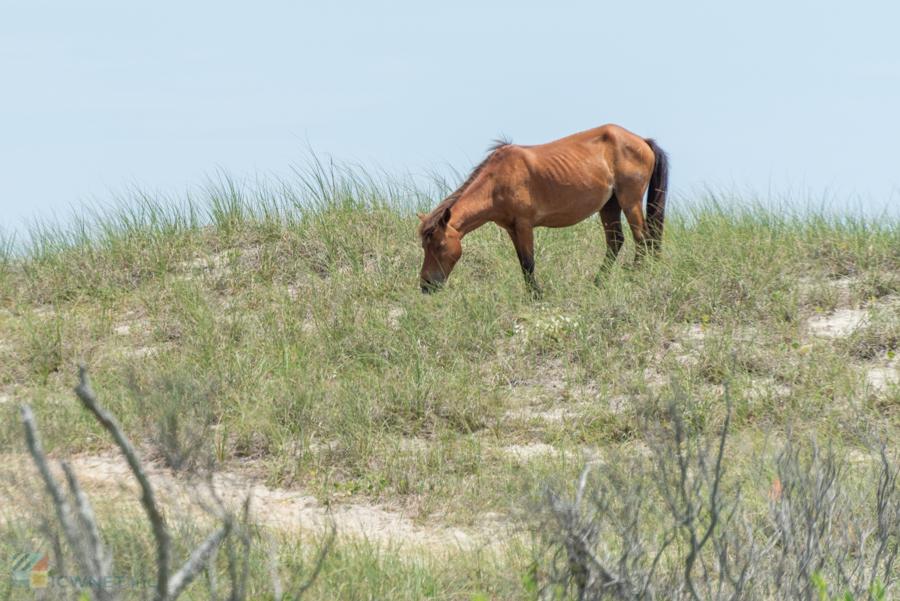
[522,562,538,595]
[811,572,827,601]
[870,579,887,601]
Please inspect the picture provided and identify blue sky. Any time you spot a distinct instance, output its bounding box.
[2,1,898,236]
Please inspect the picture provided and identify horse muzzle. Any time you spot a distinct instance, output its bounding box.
[420,277,444,294]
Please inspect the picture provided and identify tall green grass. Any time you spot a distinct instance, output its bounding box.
[1,160,899,598]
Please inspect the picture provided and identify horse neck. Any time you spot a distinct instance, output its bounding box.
[449,181,496,236]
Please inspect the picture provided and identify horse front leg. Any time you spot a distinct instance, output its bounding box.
[506,224,542,298]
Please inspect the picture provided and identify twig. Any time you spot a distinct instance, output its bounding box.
[19,364,331,601]
[74,363,172,601]
[61,462,114,599]
[236,493,254,601]
[268,534,284,601]
[18,406,84,563]
[207,540,220,601]
[168,527,229,600]
[292,523,336,601]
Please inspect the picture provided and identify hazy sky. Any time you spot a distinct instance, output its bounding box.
[2,1,898,236]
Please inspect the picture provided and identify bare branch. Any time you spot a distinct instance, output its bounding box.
[18,406,81,560]
[575,464,590,510]
[73,363,172,601]
[167,527,229,600]
[19,364,331,601]
[269,534,284,601]
[291,523,336,601]
[61,462,115,600]
[207,541,220,601]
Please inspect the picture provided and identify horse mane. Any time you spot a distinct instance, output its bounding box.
[418,137,512,239]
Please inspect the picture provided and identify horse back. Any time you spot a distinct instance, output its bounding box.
[497,125,650,184]
[487,125,654,227]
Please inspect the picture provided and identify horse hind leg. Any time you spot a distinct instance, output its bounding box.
[599,192,624,273]
[617,183,652,266]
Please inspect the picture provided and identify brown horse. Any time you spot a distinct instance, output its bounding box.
[417,124,668,294]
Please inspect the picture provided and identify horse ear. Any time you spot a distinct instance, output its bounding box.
[439,208,451,226]
[417,213,426,221]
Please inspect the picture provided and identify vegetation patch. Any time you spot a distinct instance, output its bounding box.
[1,164,899,598]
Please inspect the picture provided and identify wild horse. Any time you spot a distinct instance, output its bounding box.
[417,124,668,294]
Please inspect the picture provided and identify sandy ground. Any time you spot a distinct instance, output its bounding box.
[1,451,502,551]
[807,308,868,338]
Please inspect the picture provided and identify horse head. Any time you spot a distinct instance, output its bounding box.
[417,208,462,293]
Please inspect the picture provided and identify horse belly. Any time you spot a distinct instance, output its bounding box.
[533,190,609,228]
[521,145,614,228]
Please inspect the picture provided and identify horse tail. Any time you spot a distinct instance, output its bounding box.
[644,138,669,253]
